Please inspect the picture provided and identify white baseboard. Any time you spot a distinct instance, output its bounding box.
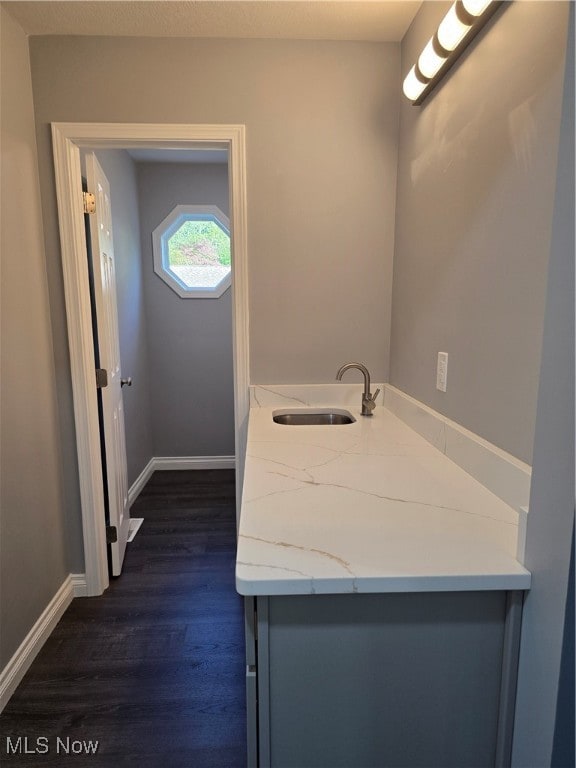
[0,575,75,712]
[153,455,236,471]
[129,456,236,505]
[70,572,88,597]
[128,457,155,506]
[384,385,532,512]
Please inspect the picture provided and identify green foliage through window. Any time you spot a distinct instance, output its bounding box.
[167,219,230,268]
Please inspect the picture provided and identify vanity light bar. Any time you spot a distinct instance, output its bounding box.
[403,0,502,105]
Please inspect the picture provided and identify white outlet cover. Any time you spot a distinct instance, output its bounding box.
[436,352,448,392]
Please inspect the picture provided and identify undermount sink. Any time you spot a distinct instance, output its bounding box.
[272,409,356,426]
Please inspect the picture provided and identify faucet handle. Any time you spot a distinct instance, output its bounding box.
[362,388,380,413]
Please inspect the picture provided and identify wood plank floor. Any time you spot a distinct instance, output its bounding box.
[0,470,246,767]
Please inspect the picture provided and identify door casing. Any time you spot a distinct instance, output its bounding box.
[52,123,250,596]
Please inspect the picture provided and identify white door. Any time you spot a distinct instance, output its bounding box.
[86,153,130,576]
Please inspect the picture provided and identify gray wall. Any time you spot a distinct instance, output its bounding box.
[390,1,569,462]
[136,161,235,457]
[512,10,575,763]
[28,36,401,555]
[82,154,233,474]
[0,8,69,667]
[93,150,155,486]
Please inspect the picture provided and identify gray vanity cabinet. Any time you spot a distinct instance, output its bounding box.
[244,591,523,768]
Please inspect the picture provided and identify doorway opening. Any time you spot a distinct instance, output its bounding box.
[52,123,249,596]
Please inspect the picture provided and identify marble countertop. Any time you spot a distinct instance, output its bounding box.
[235,400,531,596]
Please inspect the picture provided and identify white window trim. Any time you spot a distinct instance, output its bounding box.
[152,204,231,298]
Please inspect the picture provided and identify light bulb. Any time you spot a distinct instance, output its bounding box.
[437,2,472,52]
[462,0,492,16]
[418,38,447,80]
[402,66,427,102]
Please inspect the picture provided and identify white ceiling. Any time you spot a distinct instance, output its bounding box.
[3,1,422,42]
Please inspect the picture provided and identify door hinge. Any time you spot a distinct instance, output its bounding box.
[106,526,118,544]
[83,191,96,214]
[96,368,108,388]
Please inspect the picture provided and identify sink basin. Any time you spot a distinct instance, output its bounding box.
[272,409,355,426]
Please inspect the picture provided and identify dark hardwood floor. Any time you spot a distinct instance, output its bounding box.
[0,470,246,767]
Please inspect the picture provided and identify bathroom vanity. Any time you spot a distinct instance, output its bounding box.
[236,386,531,768]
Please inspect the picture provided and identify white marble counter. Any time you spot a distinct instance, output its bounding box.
[236,394,531,596]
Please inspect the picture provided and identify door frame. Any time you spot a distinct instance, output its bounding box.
[52,123,249,596]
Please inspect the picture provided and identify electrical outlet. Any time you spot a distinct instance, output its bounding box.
[436,352,448,392]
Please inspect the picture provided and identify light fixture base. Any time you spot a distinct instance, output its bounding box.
[410,0,504,107]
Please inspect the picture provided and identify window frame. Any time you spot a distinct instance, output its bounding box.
[152,204,231,298]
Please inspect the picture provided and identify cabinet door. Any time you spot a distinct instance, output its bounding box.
[263,592,508,768]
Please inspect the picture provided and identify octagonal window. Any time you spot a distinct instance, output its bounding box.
[152,205,231,298]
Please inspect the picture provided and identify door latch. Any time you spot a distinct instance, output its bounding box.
[106,526,118,544]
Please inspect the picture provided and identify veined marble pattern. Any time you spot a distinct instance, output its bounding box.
[383,384,532,511]
[236,403,531,596]
[250,383,385,409]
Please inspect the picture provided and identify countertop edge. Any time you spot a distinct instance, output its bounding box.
[235,570,532,597]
